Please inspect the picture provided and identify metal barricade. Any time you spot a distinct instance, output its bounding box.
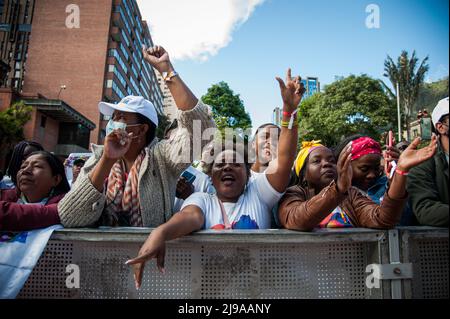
[18,228,390,299]
[398,227,449,299]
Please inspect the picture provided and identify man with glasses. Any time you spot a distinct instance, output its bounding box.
[407,97,449,227]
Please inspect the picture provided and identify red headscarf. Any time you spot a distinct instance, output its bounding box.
[351,137,382,160]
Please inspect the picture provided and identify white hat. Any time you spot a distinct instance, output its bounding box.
[98,96,159,126]
[432,97,449,127]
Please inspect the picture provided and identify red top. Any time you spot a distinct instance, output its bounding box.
[0,189,65,231]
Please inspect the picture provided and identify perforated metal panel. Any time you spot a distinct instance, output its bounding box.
[17,229,389,299]
[408,238,449,299]
[77,242,135,299]
[137,243,193,299]
[18,241,75,299]
[199,242,377,299]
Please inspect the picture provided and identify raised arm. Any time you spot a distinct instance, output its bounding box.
[125,205,204,289]
[265,68,304,193]
[387,136,437,200]
[143,45,198,110]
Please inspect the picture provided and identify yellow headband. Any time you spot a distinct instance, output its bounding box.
[294,140,324,176]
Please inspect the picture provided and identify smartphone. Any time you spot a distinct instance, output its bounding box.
[181,170,196,184]
[388,130,393,148]
[385,130,394,177]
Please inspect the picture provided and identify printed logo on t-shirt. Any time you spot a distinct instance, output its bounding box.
[211,215,259,230]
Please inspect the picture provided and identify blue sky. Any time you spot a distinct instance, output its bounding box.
[140,0,449,131]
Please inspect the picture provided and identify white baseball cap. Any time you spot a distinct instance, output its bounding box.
[98,96,159,126]
[432,97,449,127]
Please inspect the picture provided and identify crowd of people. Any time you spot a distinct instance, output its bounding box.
[0,45,448,288]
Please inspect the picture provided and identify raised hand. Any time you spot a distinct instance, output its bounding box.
[142,45,172,74]
[337,144,353,194]
[125,229,166,289]
[276,68,306,112]
[103,130,133,160]
[397,135,438,172]
[176,177,195,200]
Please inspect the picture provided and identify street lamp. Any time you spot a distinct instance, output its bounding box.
[57,85,67,99]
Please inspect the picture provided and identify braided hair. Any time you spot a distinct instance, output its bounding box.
[6,141,44,186]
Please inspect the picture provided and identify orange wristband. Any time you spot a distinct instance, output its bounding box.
[395,168,409,176]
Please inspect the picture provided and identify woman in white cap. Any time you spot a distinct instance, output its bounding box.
[58,46,215,228]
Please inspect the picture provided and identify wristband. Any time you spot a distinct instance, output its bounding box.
[282,108,299,129]
[395,168,409,176]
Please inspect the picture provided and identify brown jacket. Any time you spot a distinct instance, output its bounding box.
[278,181,407,231]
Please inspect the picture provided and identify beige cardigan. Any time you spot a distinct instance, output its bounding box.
[58,101,215,228]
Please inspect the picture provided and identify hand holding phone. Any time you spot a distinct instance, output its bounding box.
[181,170,196,184]
[384,130,395,177]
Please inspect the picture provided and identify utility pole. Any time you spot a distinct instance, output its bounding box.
[396,82,402,142]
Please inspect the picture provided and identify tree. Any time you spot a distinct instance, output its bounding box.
[155,112,172,139]
[298,75,396,147]
[201,82,252,133]
[0,101,32,148]
[413,77,449,114]
[383,50,429,140]
[0,101,32,167]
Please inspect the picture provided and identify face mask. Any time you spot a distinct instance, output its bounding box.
[106,120,127,137]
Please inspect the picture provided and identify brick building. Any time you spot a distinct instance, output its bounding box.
[0,0,163,170]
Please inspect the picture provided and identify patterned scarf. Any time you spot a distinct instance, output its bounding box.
[319,206,353,228]
[104,149,146,227]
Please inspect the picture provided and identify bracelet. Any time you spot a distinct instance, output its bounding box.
[395,168,409,176]
[281,119,298,129]
[283,111,293,117]
[162,70,179,82]
[282,108,299,129]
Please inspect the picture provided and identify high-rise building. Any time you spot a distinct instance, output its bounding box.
[272,107,282,126]
[0,0,35,91]
[156,72,177,121]
[301,77,321,99]
[0,0,164,160]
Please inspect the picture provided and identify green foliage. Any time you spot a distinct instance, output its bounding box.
[298,75,396,147]
[0,101,32,151]
[201,81,252,133]
[155,112,172,139]
[413,77,449,114]
[383,50,429,138]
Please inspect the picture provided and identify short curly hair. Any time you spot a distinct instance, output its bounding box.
[203,137,252,177]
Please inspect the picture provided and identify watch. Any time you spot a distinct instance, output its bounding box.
[162,70,179,82]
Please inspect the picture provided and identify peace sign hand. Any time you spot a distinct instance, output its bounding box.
[276,68,306,113]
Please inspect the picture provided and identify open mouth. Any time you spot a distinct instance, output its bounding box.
[221,174,236,186]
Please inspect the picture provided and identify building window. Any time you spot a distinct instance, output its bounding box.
[58,123,90,149]
[40,115,47,128]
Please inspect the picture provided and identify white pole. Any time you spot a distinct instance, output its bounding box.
[396,82,402,141]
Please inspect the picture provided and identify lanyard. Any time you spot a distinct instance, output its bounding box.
[218,198,234,229]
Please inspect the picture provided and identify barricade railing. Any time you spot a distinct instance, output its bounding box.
[18,227,448,299]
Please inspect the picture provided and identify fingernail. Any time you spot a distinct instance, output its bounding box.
[125,260,132,265]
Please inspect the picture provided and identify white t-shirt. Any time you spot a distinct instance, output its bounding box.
[173,166,215,212]
[181,173,283,230]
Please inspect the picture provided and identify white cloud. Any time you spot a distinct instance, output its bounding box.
[136,0,264,61]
